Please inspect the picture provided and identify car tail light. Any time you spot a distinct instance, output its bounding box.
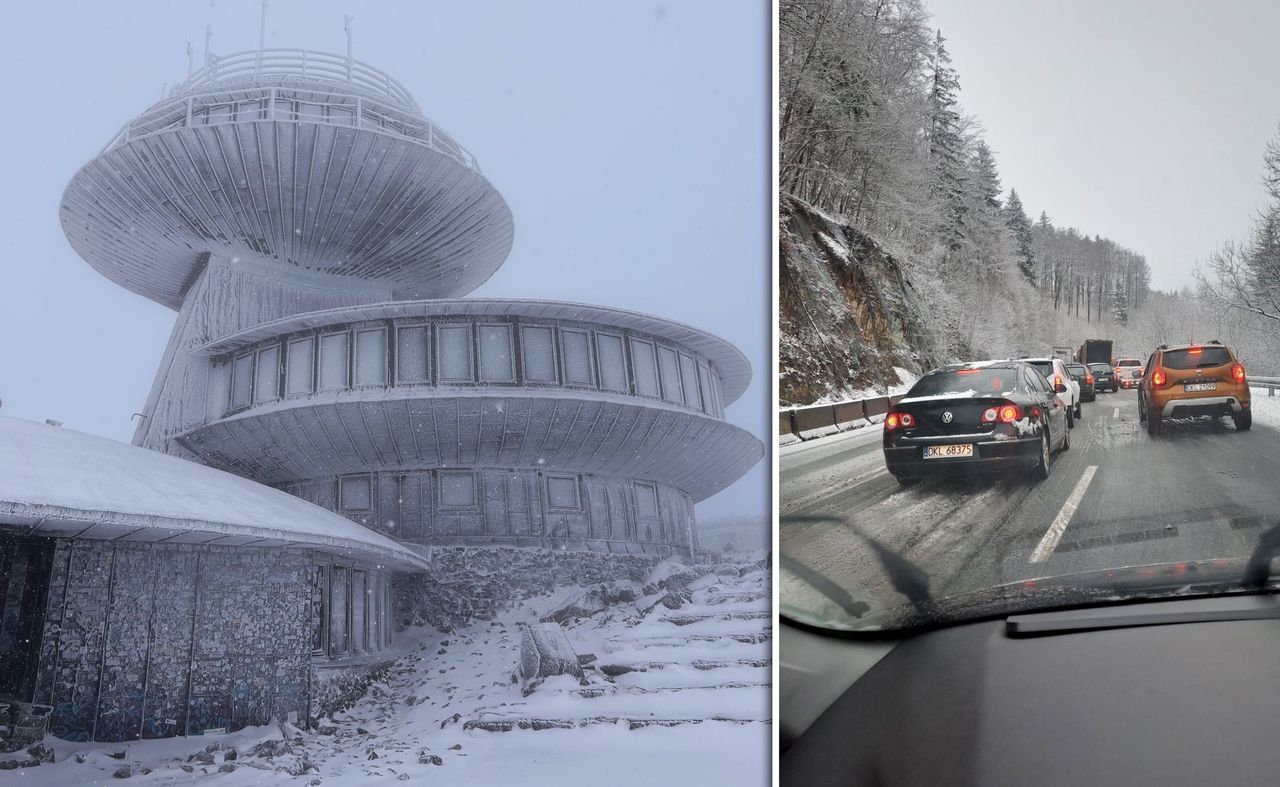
[982,403,1021,423]
[1233,363,1246,383]
[1086,374,1093,384]
[899,413,915,427]
[1054,374,1063,388]
[1151,367,1166,387]
[885,413,900,430]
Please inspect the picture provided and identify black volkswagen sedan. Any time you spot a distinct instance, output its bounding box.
[883,361,1070,484]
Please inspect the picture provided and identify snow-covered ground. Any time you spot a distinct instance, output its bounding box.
[1249,385,1280,428]
[3,556,771,786]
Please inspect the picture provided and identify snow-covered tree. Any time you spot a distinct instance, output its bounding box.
[1004,189,1036,283]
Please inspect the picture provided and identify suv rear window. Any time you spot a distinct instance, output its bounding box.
[1024,360,1055,379]
[907,368,1020,397]
[1117,359,1141,367]
[1162,347,1233,370]
[1067,364,1087,376]
[1088,363,1111,373]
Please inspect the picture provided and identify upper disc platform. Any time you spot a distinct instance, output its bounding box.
[60,49,514,309]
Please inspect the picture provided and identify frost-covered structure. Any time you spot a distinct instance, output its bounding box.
[0,49,762,746]
[62,49,762,557]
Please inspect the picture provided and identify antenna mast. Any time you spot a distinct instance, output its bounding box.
[257,0,268,74]
[344,14,354,80]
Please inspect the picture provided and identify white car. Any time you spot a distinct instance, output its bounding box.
[1019,357,1081,427]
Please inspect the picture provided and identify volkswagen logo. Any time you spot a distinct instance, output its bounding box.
[942,411,954,423]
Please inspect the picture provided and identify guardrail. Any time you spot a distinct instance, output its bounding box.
[1253,376,1280,396]
[778,394,904,441]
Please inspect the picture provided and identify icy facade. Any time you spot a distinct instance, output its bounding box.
[60,49,762,557]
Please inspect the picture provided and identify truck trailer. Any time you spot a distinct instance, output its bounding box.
[1076,339,1114,365]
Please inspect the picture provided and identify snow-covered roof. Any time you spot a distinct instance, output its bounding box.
[0,417,427,571]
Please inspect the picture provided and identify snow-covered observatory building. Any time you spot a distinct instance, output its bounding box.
[61,48,762,557]
[0,49,761,743]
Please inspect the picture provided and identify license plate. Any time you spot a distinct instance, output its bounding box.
[923,444,974,459]
[1184,383,1216,392]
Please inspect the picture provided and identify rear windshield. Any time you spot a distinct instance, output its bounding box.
[1067,364,1087,376]
[1116,359,1141,366]
[906,368,1020,397]
[1162,347,1233,370]
[1088,363,1111,373]
[1024,360,1054,379]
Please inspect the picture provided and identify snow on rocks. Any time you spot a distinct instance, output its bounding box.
[11,552,771,786]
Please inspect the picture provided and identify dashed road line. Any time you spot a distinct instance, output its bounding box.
[1113,407,1120,419]
[1030,465,1098,563]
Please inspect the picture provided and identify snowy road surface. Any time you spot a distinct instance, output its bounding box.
[781,387,1280,623]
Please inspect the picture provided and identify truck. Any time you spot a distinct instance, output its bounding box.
[1075,339,1113,366]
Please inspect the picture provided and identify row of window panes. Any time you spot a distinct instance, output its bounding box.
[191,97,360,126]
[312,564,390,658]
[221,321,725,417]
[333,470,584,514]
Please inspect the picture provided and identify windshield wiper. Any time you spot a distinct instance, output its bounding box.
[1242,521,1280,589]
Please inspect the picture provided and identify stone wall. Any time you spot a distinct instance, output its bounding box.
[32,541,314,742]
[393,547,660,632]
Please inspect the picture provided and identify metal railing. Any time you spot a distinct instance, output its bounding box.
[172,49,418,111]
[99,84,476,171]
[1252,376,1280,396]
[778,394,904,440]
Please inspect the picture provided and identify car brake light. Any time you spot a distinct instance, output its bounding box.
[1151,368,1166,386]
[1054,374,1062,387]
[899,413,915,427]
[1233,363,1245,383]
[983,403,1021,423]
[1189,347,1202,354]
[886,413,900,430]
[1086,374,1093,384]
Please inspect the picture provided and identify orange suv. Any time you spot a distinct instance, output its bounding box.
[1138,341,1251,434]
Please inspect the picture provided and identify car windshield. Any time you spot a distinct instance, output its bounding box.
[780,0,1280,635]
[904,368,1018,398]
[1163,347,1233,369]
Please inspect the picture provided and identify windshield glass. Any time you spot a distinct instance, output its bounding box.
[904,368,1019,398]
[780,0,1280,634]
[1163,347,1232,369]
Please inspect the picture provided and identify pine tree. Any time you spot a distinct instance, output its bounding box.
[927,31,967,259]
[1004,188,1036,283]
[1112,276,1129,326]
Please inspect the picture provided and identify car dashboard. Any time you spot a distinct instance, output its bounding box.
[781,595,1280,786]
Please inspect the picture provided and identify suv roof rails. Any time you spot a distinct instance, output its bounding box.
[1157,344,1168,350]
[1209,339,1222,344]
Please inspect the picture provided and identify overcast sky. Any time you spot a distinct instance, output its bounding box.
[0,0,769,520]
[926,0,1280,292]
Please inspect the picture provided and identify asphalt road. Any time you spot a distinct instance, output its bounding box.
[780,388,1280,624]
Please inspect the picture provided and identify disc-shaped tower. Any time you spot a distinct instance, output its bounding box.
[61,49,762,557]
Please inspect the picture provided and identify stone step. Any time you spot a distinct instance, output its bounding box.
[659,611,771,626]
[573,681,770,698]
[462,715,770,733]
[609,631,771,647]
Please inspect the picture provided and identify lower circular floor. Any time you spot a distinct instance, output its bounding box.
[276,467,700,556]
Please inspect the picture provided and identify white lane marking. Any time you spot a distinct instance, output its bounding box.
[1113,407,1120,419]
[1030,465,1098,563]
